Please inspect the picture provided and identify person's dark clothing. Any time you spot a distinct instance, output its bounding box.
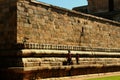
[67,53,72,65]
[76,54,79,64]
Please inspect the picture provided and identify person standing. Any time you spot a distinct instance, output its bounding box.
[67,50,72,65]
[76,53,79,64]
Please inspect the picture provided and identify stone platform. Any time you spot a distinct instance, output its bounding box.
[0,44,120,80]
[0,64,120,80]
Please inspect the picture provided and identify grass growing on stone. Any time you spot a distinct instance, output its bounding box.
[87,75,120,80]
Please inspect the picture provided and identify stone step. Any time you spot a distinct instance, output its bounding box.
[41,62,62,66]
[1,64,120,80]
[21,57,120,67]
[1,49,120,57]
[19,49,120,57]
[22,60,120,67]
[24,62,41,67]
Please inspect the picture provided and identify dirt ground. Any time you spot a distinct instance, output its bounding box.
[66,71,120,80]
[41,71,120,80]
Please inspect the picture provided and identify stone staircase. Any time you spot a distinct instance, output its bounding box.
[0,44,120,80]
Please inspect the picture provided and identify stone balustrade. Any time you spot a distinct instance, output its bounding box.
[17,43,120,53]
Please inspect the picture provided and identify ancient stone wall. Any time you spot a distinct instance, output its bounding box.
[114,0,120,11]
[0,0,17,47]
[87,0,109,13]
[0,0,119,49]
[0,1,120,79]
[17,0,120,49]
[87,0,120,13]
[113,14,120,22]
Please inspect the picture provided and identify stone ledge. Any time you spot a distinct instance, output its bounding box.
[0,49,120,58]
[2,64,119,79]
[1,66,120,80]
[7,64,120,72]
[19,49,120,57]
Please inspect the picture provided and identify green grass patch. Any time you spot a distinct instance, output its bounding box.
[87,75,120,80]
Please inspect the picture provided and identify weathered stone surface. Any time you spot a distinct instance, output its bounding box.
[1,64,120,80]
[21,57,120,67]
[0,0,120,49]
[0,0,17,46]
[16,0,120,49]
[0,1,120,79]
[87,0,120,13]
[88,0,109,13]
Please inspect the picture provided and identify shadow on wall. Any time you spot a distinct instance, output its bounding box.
[0,0,17,45]
[0,1,24,80]
[0,0,20,67]
[0,50,24,80]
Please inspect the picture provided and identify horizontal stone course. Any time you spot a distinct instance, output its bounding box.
[2,64,120,79]
[17,43,120,53]
[21,57,120,67]
[0,48,120,58]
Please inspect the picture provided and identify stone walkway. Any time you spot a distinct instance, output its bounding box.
[40,71,120,80]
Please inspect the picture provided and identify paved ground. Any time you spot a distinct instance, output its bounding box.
[41,71,120,80]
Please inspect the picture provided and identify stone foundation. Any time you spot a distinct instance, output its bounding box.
[0,46,120,80]
[0,46,120,68]
[1,65,120,80]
